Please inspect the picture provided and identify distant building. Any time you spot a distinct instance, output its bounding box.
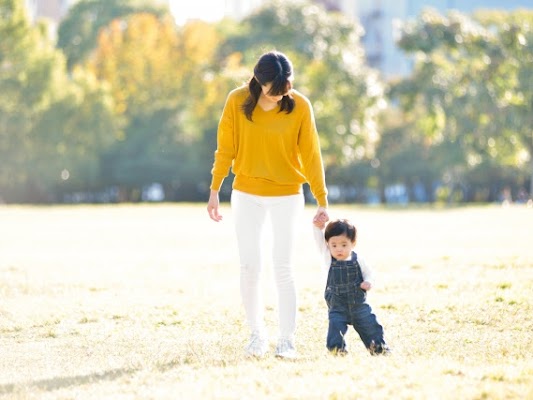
[224,0,268,20]
[25,0,74,27]
[24,0,171,37]
[328,0,533,80]
[24,0,79,40]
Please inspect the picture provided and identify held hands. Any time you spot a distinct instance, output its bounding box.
[207,190,223,222]
[313,219,326,229]
[312,206,329,229]
[360,281,372,291]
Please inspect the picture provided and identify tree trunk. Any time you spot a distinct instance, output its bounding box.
[530,155,533,200]
[530,133,533,200]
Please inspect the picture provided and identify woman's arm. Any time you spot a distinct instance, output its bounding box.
[297,97,328,208]
[210,92,236,192]
[208,92,236,222]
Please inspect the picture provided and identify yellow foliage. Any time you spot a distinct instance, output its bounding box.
[181,20,219,65]
[87,13,216,116]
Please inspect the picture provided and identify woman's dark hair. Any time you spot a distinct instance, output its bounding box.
[242,51,295,121]
[324,219,357,243]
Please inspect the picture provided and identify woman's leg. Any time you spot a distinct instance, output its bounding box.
[231,190,267,336]
[268,194,304,341]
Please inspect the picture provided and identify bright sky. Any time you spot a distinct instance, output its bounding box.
[168,1,226,25]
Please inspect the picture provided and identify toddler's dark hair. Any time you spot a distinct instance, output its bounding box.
[324,219,357,243]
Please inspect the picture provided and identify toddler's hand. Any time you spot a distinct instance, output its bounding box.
[360,281,372,291]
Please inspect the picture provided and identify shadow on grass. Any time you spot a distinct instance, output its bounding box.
[0,366,138,394]
[0,358,217,394]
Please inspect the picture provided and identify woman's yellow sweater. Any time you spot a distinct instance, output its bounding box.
[210,86,328,207]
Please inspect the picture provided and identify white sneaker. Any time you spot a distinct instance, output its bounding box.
[275,338,297,359]
[245,332,268,357]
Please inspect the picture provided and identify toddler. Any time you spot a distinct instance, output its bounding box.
[313,218,390,355]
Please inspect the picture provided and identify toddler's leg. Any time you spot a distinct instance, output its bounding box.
[351,303,389,354]
[327,310,349,353]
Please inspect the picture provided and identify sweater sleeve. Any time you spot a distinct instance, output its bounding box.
[297,99,328,207]
[210,92,236,191]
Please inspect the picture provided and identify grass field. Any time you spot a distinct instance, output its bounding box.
[0,203,532,400]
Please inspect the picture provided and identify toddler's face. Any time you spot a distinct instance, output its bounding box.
[327,234,355,260]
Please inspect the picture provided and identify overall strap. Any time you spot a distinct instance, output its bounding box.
[326,252,362,287]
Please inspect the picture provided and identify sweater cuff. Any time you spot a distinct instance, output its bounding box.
[316,195,328,208]
[210,176,224,191]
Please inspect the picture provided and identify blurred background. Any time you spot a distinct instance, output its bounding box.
[1,0,532,205]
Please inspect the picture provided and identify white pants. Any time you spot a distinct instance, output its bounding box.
[231,189,304,341]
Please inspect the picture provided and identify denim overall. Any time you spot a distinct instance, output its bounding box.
[324,251,387,353]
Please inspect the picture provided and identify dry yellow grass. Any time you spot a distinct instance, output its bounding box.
[0,203,532,400]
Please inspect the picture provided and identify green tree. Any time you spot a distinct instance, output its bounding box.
[0,0,119,202]
[396,8,533,200]
[1,0,25,195]
[34,68,119,197]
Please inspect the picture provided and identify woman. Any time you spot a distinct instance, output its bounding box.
[207,51,329,359]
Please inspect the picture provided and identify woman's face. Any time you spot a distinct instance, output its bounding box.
[260,82,290,103]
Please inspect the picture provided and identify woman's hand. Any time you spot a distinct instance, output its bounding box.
[207,190,223,222]
[312,206,329,227]
[360,281,372,291]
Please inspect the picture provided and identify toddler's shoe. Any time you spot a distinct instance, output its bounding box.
[369,341,391,356]
[330,347,348,356]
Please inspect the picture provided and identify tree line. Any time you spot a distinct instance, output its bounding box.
[1,0,531,204]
